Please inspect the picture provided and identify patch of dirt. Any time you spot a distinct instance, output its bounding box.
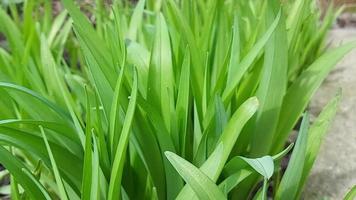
[337,13,356,27]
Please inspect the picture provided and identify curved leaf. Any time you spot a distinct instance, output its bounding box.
[165,151,226,200]
[0,146,51,200]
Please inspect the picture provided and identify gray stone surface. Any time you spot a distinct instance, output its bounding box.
[303,28,356,199]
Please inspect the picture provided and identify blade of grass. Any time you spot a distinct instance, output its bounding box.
[221,10,281,102]
[165,150,226,200]
[0,126,83,192]
[147,13,175,131]
[107,70,138,200]
[249,2,287,156]
[273,41,356,153]
[127,0,146,41]
[344,185,356,200]
[296,90,341,198]
[81,87,94,200]
[0,146,51,200]
[109,60,126,156]
[40,126,69,200]
[275,113,309,200]
[219,169,252,195]
[176,97,259,199]
[176,49,190,155]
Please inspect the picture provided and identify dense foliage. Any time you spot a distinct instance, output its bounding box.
[0,0,354,199]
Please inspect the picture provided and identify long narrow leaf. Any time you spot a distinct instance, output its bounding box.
[165,151,226,200]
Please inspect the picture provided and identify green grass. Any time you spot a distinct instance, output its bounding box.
[0,0,354,199]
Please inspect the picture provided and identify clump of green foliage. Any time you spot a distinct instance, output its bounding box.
[0,0,354,199]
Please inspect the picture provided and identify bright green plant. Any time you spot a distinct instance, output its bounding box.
[0,0,354,199]
[344,185,356,200]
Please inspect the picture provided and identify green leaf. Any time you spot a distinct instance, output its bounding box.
[61,0,117,118]
[107,70,138,200]
[81,87,97,200]
[272,143,294,161]
[238,156,274,200]
[177,97,259,199]
[344,185,356,200]
[226,14,241,89]
[0,119,82,156]
[129,114,167,200]
[47,10,68,45]
[224,144,293,177]
[127,0,146,41]
[109,61,126,156]
[175,49,190,155]
[165,150,226,200]
[0,126,83,192]
[165,0,204,116]
[136,95,183,199]
[222,10,281,102]
[274,41,356,153]
[222,155,274,200]
[40,126,69,200]
[147,13,175,131]
[275,113,309,200]
[239,156,274,180]
[0,82,71,123]
[297,90,341,197]
[41,35,85,145]
[127,41,149,97]
[0,146,51,200]
[218,169,252,195]
[0,8,24,57]
[249,2,287,156]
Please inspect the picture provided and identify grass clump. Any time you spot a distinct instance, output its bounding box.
[0,0,354,199]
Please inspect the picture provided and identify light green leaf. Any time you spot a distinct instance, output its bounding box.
[175,49,190,155]
[0,146,51,200]
[297,90,341,197]
[109,62,126,156]
[218,169,252,195]
[165,151,226,200]
[222,10,281,102]
[275,113,309,200]
[127,0,146,41]
[147,13,175,131]
[40,126,69,200]
[239,156,274,180]
[344,185,356,200]
[177,97,259,199]
[274,41,356,152]
[107,70,138,200]
[249,2,287,156]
